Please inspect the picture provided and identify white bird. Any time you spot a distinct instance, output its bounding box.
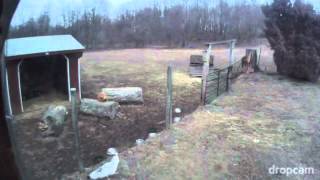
[89,148,119,180]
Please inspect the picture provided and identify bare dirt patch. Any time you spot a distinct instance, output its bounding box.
[14,48,204,179]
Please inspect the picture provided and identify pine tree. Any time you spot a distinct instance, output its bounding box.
[262,0,320,82]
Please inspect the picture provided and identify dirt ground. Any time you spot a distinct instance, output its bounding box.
[13,45,275,179]
[12,47,224,179]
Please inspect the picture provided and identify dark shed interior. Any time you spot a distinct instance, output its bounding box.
[20,55,68,101]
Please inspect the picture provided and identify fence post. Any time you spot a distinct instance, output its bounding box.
[229,40,236,66]
[226,66,232,91]
[216,71,220,96]
[166,66,173,129]
[246,48,259,72]
[71,88,84,173]
[257,47,262,68]
[201,45,211,105]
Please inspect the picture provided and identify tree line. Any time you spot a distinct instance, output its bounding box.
[9,1,265,49]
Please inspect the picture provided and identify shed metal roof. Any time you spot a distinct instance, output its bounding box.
[5,35,85,59]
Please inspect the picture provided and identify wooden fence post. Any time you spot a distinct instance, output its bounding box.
[166,66,173,129]
[216,71,220,96]
[71,88,84,173]
[246,48,259,72]
[201,45,211,105]
[229,40,236,66]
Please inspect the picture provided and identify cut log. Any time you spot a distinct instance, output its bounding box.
[80,98,120,119]
[41,105,68,137]
[102,87,143,104]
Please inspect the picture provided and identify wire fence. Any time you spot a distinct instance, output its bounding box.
[203,60,243,104]
[202,48,260,105]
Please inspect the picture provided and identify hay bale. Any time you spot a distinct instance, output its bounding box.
[80,98,120,119]
[102,87,143,104]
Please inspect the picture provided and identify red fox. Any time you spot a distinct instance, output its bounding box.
[241,52,253,73]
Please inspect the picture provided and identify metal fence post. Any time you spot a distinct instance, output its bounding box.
[229,40,235,66]
[217,71,220,96]
[226,66,232,91]
[71,88,84,173]
[166,66,173,129]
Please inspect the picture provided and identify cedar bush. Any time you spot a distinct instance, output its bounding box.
[262,0,320,82]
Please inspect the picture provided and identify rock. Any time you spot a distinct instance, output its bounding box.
[102,87,143,104]
[136,139,144,145]
[148,133,157,138]
[174,108,182,114]
[42,105,68,137]
[80,98,119,119]
[174,117,181,123]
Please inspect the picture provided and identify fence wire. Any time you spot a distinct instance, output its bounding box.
[204,59,243,104]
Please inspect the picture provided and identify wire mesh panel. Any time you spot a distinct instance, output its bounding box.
[205,67,229,104]
[204,59,244,104]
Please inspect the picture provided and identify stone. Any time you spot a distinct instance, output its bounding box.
[136,139,144,145]
[148,133,157,138]
[174,108,182,114]
[174,117,181,123]
[41,105,68,137]
[80,98,120,119]
[102,87,143,104]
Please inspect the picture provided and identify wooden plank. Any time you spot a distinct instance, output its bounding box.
[205,39,237,46]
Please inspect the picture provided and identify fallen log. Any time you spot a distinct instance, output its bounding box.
[41,105,68,137]
[102,87,143,104]
[80,98,120,119]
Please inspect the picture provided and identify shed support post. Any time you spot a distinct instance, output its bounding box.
[6,60,23,114]
[64,54,82,101]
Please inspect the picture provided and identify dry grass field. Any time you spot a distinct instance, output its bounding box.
[116,73,320,179]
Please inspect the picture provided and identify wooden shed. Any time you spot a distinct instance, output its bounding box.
[4,35,85,115]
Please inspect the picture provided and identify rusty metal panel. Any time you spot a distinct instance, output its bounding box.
[5,35,85,59]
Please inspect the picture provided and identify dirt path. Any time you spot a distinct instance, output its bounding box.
[116,73,320,179]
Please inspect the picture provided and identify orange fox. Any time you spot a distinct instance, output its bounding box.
[241,52,253,73]
[97,92,108,102]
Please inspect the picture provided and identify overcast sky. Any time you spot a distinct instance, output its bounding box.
[11,0,320,26]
